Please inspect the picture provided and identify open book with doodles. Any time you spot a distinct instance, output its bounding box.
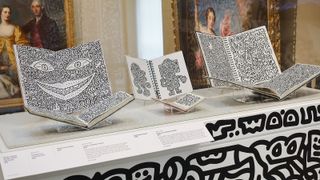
[196,26,281,86]
[153,93,204,112]
[14,41,134,129]
[126,51,193,100]
[208,64,320,100]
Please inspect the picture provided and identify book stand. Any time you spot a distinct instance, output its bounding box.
[232,88,275,103]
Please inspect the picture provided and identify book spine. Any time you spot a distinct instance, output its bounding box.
[147,60,161,99]
[223,37,241,82]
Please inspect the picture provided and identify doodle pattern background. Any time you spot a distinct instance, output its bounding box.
[15,41,111,114]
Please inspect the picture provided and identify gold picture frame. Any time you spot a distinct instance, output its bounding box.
[171,0,281,88]
[0,0,74,113]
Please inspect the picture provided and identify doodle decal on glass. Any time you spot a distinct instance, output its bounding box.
[130,63,151,97]
[205,105,320,142]
[158,58,187,96]
[65,129,320,180]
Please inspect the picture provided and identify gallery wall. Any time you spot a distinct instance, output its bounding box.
[73,0,131,93]
[295,1,320,65]
[72,0,320,92]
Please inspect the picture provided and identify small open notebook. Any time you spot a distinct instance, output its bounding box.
[14,41,134,129]
[126,51,193,100]
[153,93,204,112]
[208,64,320,100]
[196,26,281,86]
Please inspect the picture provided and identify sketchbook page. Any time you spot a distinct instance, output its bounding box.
[256,64,320,99]
[206,76,257,92]
[25,92,134,129]
[171,93,204,112]
[126,56,157,100]
[226,26,281,84]
[79,91,134,128]
[154,93,204,112]
[14,41,112,114]
[151,51,193,100]
[25,105,87,128]
[196,32,237,86]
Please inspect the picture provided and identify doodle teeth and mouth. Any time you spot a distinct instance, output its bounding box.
[36,74,95,100]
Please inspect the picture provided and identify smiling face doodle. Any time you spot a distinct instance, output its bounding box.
[14,41,112,114]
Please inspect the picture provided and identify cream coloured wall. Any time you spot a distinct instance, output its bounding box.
[296,2,320,65]
[72,0,177,92]
[73,0,132,92]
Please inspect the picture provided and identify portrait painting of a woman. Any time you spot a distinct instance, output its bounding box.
[0,5,28,99]
[176,0,268,88]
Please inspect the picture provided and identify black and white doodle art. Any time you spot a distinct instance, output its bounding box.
[176,93,201,107]
[79,91,131,122]
[64,104,320,179]
[158,58,187,96]
[130,63,151,97]
[65,129,320,180]
[15,41,112,114]
[196,27,280,86]
[257,64,320,96]
[196,32,236,86]
[228,27,280,84]
[205,104,320,142]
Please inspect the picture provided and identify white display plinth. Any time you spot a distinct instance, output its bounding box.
[0,87,319,180]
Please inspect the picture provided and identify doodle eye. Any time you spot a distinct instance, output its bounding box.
[30,61,54,72]
[272,143,282,157]
[287,140,298,155]
[66,58,91,70]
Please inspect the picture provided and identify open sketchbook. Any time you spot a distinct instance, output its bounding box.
[14,41,134,129]
[196,26,281,86]
[126,51,193,100]
[153,93,204,112]
[208,64,320,100]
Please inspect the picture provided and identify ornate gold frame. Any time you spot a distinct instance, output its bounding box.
[267,0,281,63]
[0,0,75,113]
[64,0,75,48]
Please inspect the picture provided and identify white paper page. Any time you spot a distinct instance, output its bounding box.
[226,26,281,84]
[196,32,237,86]
[150,51,193,100]
[256,63,320,99]
[126,56,157,100]
[171,93,204,111]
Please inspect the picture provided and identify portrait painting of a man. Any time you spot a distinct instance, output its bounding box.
[22,0,61,50]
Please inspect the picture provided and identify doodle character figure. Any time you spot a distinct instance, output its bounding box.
[130,63,151,97]
[159,58,187,96]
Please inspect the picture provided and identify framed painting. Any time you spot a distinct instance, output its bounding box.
[0,0,74,114]
[172,0,280,88]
